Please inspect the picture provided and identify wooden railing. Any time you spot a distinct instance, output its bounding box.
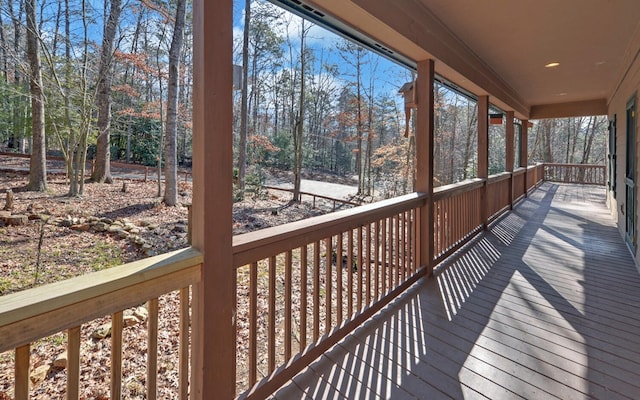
[544,163,606,185]
[0,248,202,400]
[233,193,427,398]
[433,179,484,263]
[512,167,527,202]
[487,172,512,220]
[0,161,603,399]
[525,164,544,192]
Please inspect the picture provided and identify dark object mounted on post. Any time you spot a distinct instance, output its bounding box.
[399,81,417,137]
[489,113,504,125]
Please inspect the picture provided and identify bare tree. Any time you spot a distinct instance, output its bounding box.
[7,0,26,152]
[292,20,310,202]
[26,0,46,191]
[337,40,369,194]
[163,0,187,206]
[0,0,7,82]
[91,0,122,183]
[237,0,250,196]
[542,119,553,162]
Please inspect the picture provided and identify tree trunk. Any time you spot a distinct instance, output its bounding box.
[581,116,597,164]
[449,96,459,183]
[156,23,168,198]
[26,0,47,191]
[237,0,250,196]
[8,0,25,152]
[91,0,122,183]
[292,22,308,202]
[462,103,477,179]
[163,0,187,206]
[569,117,583,164]
[356,49,363,194]
[0,0,7,82]
[543,119,553,162]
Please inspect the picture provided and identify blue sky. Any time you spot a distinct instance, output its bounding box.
[232,0,413,101]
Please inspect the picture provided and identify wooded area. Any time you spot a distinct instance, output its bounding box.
[0,0,189,201]
[0,0,607,201]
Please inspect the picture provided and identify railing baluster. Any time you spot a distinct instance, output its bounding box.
[411,209,417,274]
[403,211,408,278]
[444,199,450,254]
[455,196,458,249]
[67,326,81,400]
[268,256,276,373]
[111,310,123,400]
[434,202,440,257]
[300,246,308,350]
[324,238,332,335]
[400,213,406,283]
[443,197,456,252]
[405,211,411,278]
[438,199,444,252]
[336,233,343,326]
[454,196,458,243]
[357,227,364,311]
[248,262,258,386]
[347,231,354,318]
[365,223,372,306]
[147,298,159,400]
[447,198,451,250]
[389,214,400,288]
[458,194,463,241]
[374,220,380,300]
[381,218,387,295]
[285,251,292,359]
[313,242,320,342]
[15,344,29,400]
[179,287,190,400]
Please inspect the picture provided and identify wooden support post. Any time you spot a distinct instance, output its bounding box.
[505,111,515,208]
[192,0,235,399]
[416,59,435,275]
[477,96,489,228]
[521,119,529,196]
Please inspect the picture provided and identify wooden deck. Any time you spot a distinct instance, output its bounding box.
[271,183,640,399]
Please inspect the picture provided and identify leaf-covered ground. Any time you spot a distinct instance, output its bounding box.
[0,166,341,399]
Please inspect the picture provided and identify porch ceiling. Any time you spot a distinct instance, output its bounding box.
[307,0,640,119]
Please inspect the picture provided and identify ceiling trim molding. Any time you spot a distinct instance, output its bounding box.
[530,99,608,120]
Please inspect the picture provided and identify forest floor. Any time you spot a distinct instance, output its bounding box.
[0,162,359,399]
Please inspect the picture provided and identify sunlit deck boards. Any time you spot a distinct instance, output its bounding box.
[272,183,640,400]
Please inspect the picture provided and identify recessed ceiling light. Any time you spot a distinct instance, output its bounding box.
[555,92,568,96]
[545,62,560,68]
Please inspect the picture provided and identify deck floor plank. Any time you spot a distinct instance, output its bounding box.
[273,183,640,399]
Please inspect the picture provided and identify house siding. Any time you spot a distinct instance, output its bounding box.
[608,43,640,266]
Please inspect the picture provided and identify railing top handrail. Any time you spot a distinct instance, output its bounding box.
[232,192,427,268]
[433,178,484,202]
[543,163,605,168]
[488,171,512,184]
[0,247,203,329]
[512,167,527,175]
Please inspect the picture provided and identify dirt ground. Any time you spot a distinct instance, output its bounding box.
[0,164,353,399]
